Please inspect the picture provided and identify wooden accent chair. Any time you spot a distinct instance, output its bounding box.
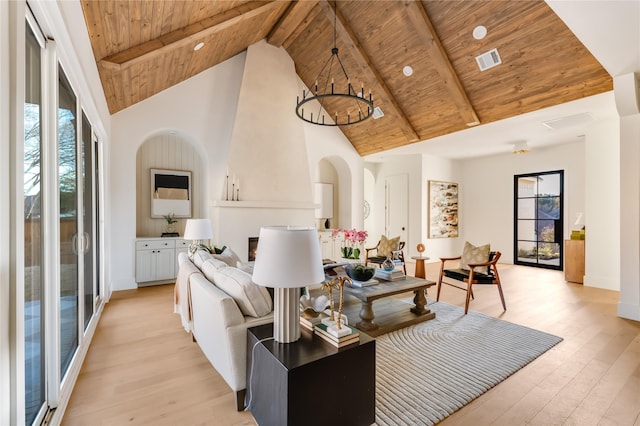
[364,239,407,274]
[436,251,506,314]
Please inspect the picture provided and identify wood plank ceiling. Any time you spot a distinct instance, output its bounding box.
[81,0,612,156]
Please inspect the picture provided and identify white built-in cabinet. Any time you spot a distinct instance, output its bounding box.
[318,230,345,261]
[135,237,189,285]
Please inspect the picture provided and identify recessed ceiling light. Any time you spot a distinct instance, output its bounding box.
[473,25,487,40]
[402,65,413,77]
[194,42,205,51]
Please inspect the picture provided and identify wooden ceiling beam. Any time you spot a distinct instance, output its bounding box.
[325,1,419,143]
[100,1,282,71]
[406,0,480,126]
[267,1,319,48]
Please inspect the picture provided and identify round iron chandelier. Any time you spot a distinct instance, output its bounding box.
[295,2,374,127]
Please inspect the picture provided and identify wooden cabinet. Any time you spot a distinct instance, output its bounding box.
[247,324,375,426]
[135,238,186,285]
[564,240,585,284]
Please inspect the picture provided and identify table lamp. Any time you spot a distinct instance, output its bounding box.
[252,226,325,343]
[183,218,213,258]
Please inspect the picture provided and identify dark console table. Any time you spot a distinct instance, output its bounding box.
[246,323,376,426]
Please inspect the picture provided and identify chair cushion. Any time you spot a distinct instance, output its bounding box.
[444,268,495,284]
[460,241,490,274]
[378,235,400,257]
[212,267,273,317]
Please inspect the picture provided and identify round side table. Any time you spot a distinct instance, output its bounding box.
[411,256,429,279]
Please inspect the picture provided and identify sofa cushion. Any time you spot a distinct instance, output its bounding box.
[213,247,242,268]
[460,241,490,274]
[201,258,228,282]
[193,249,214,269]
[212,267,272,317]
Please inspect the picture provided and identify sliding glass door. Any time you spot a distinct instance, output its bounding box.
[58,66,79,379]
[24,17,46,426]
[22,11,103,424]
[514,170,564,270]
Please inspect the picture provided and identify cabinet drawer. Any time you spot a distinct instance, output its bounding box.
[175,239,189,248]
[136,239,175,250]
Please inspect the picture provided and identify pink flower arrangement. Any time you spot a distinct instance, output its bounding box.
[332,228,368,259]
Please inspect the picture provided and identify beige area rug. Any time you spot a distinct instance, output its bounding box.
[374,301,563,426]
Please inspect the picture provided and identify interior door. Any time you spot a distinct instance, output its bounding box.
[385,174,408,243]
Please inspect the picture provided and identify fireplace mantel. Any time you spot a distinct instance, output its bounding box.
[211,200,316,210]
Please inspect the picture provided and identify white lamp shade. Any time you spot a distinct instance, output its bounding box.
[252,226,325,288]
[183,219,213,240]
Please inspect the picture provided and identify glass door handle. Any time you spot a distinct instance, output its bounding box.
[82,232,90,254]
[72,234,78,255]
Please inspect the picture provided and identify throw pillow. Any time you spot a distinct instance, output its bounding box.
[378,235,400,258]
[192,249,214,270]
[460,241,490,274]
[212,267,273,317]
[213,246,242,268]
[201,258,228,283]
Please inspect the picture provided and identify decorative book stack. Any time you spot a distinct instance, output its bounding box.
[349,278,379,288]
[300,313,328,333]
[314,323,360,348]
[374,268,406,281]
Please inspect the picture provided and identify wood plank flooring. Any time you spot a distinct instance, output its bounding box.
[62,262,640,426]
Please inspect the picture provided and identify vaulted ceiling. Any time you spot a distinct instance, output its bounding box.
[81,0,612,156]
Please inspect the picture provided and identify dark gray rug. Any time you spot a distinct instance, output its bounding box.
[375,301,563,425]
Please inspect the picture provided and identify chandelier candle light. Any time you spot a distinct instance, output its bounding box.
[295,1,374,127]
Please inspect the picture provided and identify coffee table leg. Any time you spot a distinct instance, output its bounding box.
[410,289,429,315]
[356,301,378,331]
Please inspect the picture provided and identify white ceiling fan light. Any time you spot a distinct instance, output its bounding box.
[512,141,530,154]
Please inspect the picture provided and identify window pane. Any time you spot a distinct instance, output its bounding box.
[538,242,561,266]
[537,174,560,196]
[517,198,535,219]
[537,220,557,243]
[82,112,94,330]
[517,241,537,263]
[537,196,560,220]
[24,20,45,426]
[517,220,536,241]
[517,177,537,198]
[58,67,78,378]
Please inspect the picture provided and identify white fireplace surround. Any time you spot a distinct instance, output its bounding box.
[211,201,317,263]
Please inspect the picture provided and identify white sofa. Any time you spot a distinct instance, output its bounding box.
[176,250,273,410]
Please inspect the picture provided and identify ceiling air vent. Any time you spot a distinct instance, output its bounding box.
[542,112,593,130]
[372,106,384,119]
[476,48,502,71]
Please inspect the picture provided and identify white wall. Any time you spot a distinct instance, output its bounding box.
[584,117,620,290]
[110,54,245,290]
[460,141,586,266]
[366,155,423,258]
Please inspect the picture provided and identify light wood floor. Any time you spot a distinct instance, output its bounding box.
[62,262,640,426]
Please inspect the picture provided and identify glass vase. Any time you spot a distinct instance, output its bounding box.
[382,256,395,271]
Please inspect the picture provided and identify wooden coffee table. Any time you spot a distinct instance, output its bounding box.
[342,276,436,336]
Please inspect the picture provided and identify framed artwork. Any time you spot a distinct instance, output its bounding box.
[150,168,192,218]
[428,180,459,238]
